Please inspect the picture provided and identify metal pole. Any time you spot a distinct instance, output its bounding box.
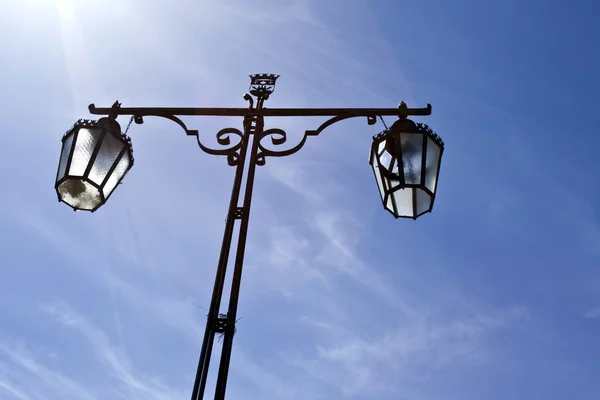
[190,120,252,400]
[213,111,263,400]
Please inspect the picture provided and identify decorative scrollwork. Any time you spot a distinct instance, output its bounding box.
[254,113,380,165]
[255,128,309,165]
[196,128,244,166]
[105,110,245,166]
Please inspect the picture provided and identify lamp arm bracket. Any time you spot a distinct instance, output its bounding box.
[87,102,433,167]
[305,113,378,137]
[88,105,245,166]
[254,113,378,165]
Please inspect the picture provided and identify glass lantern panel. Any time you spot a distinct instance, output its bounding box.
[425,137,442,193]
[89,133,125,186]
[385,194,394,213]
[58,178,102,210]
[371,164,385,201]
[391,157,399,175]
[400,133,424,185]
[57,133,74,180]
[68,128,102,176]
[379,150,392,170]
[103,153,131,199]
[416,188,431,216]
[386,178,400,191]
[393,188,413,217]
[377,140,386,156]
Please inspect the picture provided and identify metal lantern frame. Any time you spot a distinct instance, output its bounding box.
[56,74,445,400]
[55,117,134,212]
[370,118,444,219]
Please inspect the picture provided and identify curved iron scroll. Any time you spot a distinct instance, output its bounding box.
[256,128,308,165]
[198,128,244,166]
[255,113,378,165]
[121,112,245,166]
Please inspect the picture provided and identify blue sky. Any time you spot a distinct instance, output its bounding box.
[1,0,600,399]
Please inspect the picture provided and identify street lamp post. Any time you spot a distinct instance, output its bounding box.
[54,74,444,400]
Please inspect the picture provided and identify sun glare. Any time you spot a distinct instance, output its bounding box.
[20,0,76,20]
[55,0,76,20]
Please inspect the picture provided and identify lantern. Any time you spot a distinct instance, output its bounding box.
[369,118,444,219]
[55,118,134,211]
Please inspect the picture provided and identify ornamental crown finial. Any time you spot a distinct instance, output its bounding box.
[249,73,280,98]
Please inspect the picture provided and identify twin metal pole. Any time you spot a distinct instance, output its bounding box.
[190,110,263,400]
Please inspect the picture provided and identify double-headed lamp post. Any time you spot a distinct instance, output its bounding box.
[54,74,444,400]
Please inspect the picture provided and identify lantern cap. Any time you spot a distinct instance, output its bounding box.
[374,119,444,149]
[63,118,134,163]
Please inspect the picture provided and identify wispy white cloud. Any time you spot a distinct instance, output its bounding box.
[583,306,600,319]
[256,224,330,298]
[266,160,326,204]
[0,339,99,400]
[228,347,299,400]
[286,306,527,398]
[40,301,185,400]
[0,380,33,400]
[311,210,421,315]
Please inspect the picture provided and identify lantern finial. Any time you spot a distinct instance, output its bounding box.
[398,101,408,119]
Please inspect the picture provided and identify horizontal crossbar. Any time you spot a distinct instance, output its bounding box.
[88,104,432,118]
